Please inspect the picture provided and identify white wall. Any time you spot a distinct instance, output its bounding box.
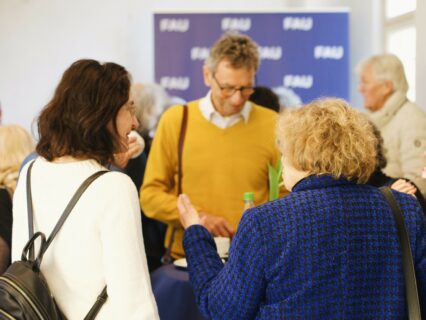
[0,0,381,134]
[416,0,426,109]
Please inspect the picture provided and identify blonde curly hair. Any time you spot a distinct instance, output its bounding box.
[0,125,34,194]
[277,98,377,183]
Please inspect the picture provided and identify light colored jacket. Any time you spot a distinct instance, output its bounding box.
[368,90,426,197]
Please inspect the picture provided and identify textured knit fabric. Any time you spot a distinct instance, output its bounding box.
[367,90,426,197]
[368,169,426,214]
[141,100,281,257]
[12,158,159,320]
[183,174,426,319]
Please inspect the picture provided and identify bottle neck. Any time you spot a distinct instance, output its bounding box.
[243,200,254,211]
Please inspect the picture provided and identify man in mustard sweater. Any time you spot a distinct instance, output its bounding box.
[140,32,282,258]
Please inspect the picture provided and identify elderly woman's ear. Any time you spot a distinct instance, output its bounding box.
[382,79,394,96]
[281,156,309,192]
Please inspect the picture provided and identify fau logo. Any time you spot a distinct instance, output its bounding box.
[159,19,190,32]
[221,17,251,31]
[258,46,282,60]
[283,17,313,31]
[190,47,210,61]
[160,77,190,90]
[314,46,344,60]
[283,75,313,89]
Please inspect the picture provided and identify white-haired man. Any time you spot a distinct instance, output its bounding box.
[357,53,426,196]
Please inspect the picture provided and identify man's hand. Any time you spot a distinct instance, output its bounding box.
[199,213,235,238]
[391,179,417,196]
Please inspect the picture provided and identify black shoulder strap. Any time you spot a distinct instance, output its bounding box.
[84,286,108,320]
[44,170,109,252]
[379,187,421,320]
[26,160,109,319]
[26,160,36,259]
[26,161,108,256]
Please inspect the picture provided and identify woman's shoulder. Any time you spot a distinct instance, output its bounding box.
[92,170,136,195]
[392,189,424,214]
[395,101,426,126]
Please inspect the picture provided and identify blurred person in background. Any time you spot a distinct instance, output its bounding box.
[126,82,173,272]
[249,86,280,113]
[0,124,34,273]
[367,123,426,214]
[177,98,426,319]
[357,53,426,197]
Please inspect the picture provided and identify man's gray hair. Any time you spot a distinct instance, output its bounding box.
[356,54,409,93]
[205,32,260,73]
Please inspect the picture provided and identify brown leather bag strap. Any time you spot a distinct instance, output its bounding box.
[177,104,188,195]
[161,104,188,264]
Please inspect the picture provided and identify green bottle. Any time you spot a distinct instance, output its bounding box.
[243,192,254,211]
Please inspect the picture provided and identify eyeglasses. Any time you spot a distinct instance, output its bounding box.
[212,73,255,98]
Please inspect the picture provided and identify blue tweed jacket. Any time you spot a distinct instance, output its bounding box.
[183,175,426,319]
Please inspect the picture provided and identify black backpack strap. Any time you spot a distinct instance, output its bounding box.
[26,161,108,261]
[26,160,36,259]
[84,286,108,320]
[379,187,421,320]
[43,170,108,253]
[26,163,110,317]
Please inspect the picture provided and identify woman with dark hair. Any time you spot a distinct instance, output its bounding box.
[11,59,159,319]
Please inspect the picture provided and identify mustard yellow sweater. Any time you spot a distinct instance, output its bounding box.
[140,100,281,257]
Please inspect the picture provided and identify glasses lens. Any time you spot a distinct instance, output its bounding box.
[221,87,236,97]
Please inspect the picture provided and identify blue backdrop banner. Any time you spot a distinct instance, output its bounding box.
[154,11,349,106]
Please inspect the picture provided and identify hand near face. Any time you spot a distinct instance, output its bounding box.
[177,194,202,229]
[113,134,144,169]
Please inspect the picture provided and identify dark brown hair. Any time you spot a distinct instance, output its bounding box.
[36,59,131,165]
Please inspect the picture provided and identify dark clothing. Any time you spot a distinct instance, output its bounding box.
[368,169,426,214]
[125,135,166,273]
[125,152,146,193]
[0,188,12,248]
[0,187,12,272]
[183,175,426,319]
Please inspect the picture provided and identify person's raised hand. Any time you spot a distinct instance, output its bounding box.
[177,194,201,229]
[113,134,144,169]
